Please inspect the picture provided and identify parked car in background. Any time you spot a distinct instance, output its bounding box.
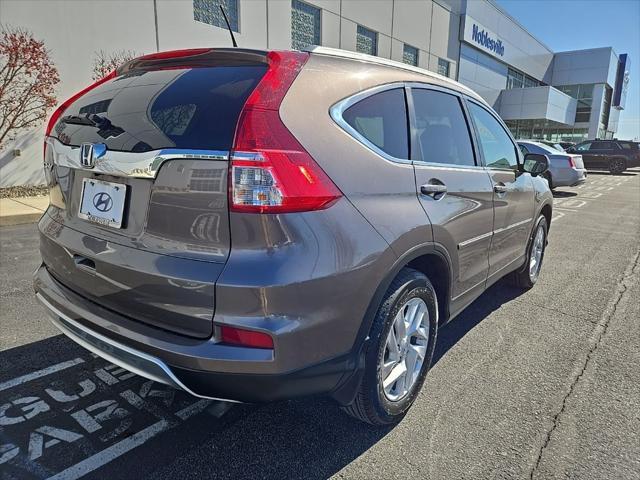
[537,140,565,152]
[558,141,575,151]
[34,47,553,425]
[518,140,586,189]
[567,140,640,174]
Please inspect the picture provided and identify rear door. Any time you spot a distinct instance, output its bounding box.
[42,50,268,338]
[409,86,494,308]
[591,141,615,168]
[466,100,535,279]
[574,142,597,168]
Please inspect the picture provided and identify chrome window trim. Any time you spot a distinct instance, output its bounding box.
[413,162,486,172]
[46,136,229,179]
[330,82,413,165]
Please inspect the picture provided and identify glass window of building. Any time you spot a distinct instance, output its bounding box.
[524,75,539,88]
[193,0,239,32]
[291,0,321,50]
[403,44,419,67]
[356,25,378,56]
[575,84,594,123]
[468,102,518,171]
[506,68,524,89]
[412,89,475,166]
[342,88,408,159]
[437,58,450,77]
[556,84,595,124]
[601,85,612,129]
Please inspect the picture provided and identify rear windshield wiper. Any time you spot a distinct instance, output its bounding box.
[61,114,125,139]
[61,114,98,126]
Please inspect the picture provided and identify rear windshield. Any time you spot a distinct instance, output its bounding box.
[52,65,267,152]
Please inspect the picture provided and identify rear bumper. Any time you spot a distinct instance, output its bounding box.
[34,264,353,403]
[552,168,587,187]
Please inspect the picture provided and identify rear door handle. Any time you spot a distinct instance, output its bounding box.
[420,183,447,198]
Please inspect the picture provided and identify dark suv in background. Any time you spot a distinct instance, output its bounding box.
[568,139,640,174]
[34,47,553,425]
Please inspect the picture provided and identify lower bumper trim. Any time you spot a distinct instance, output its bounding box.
[36,293,240,403]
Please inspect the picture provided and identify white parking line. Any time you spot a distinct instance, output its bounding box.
[0,358,85,392]
[46,420,169,480]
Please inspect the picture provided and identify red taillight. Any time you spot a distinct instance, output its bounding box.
[229,51,342,214]
[220,325,274,349]
[567,155,576,168]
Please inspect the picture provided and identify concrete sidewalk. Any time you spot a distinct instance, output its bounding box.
[0,196,48,226]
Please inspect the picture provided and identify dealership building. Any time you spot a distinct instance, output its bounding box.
[1,0,632,144]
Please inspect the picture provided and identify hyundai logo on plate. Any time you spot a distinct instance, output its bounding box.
[92,192,113,212]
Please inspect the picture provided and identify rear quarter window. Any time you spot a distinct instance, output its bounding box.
[342,88,409,159]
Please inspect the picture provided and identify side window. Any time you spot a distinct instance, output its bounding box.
[576,142,592,152]
[412,89,475,166]
[342,88,408,159]
[468,102,518,170]
[519,144,529,155]
[592,141,612,150]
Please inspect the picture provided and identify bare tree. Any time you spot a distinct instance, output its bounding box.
[0,26,59,148]
[91,50,139,81]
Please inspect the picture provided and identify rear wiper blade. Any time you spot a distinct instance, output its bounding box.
[61,113,124,139]
[61,114,97,126]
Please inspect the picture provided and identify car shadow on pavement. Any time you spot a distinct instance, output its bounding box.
[1,279,524,480]
[552,190,578,198]
[0,335,395,480]
[433,277,522,366]
[587,171,638,176]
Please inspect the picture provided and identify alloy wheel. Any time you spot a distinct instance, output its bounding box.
[529,224,545,282]
[381,297,430,402]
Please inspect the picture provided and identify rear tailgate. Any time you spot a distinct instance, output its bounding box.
[41,49,268,338]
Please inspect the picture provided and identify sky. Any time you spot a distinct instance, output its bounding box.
[495,0,640,140]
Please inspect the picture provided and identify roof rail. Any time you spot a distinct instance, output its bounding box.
[304,46,483,102]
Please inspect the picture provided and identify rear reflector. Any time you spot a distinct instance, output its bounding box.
[230,51,341,213]
[220,325,274,349]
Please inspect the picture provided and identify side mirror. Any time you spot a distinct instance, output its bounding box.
[523,153,549,177]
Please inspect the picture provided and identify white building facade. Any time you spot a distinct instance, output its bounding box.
[0,0,632,183]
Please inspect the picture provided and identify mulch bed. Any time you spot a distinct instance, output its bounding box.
[0,185,49,198]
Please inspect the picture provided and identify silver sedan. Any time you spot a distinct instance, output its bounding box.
[518,140,587,189]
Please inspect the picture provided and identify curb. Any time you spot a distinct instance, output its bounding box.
[0,197,48,227]
[0,211,44,227]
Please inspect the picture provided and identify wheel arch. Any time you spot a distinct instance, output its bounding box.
[331,243,453,405]
[540,202,552,232]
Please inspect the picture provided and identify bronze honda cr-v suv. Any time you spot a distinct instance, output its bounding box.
[34,47,553,424]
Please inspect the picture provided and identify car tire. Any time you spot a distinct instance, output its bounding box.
[342,268,438,425]
[608,157,626,175]
[512,215,548,289]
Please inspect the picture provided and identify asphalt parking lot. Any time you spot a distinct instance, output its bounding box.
[1,170,639,480]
